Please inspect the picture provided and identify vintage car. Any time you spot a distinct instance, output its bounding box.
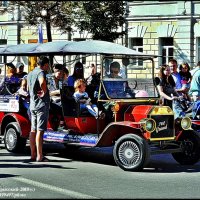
[0,40,200,172]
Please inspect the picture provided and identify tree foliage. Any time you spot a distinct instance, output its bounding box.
[75,1,126,42]
[7,1,126,42]
[8,1,78,33]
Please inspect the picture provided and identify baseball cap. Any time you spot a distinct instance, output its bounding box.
[16,62,24,68]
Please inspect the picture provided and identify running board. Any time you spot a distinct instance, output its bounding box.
[43,129,98,146]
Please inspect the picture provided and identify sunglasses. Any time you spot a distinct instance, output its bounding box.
[75,67,83,71]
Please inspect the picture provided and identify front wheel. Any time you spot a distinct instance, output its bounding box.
[172,130,200,165]
[113,134,150,171]
[4,122,27,153]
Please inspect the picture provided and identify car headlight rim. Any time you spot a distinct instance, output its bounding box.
[181,117,192,130]
[140,118,156,133]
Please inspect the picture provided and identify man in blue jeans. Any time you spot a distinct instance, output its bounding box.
[27,56,50,162]
[169,59,185,119]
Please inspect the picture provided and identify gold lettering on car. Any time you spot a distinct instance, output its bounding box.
[156,121,167,133]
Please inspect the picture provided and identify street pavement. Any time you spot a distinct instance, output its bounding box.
[1,142,200,199]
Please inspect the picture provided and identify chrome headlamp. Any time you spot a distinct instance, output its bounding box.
[181,117,192,130]
[140,118,156,133]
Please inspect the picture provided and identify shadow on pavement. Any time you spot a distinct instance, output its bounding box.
[144,154,200,173]
[1,142,200,173]
[0,174,18,179]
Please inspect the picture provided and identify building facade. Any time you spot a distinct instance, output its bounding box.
[126,1,200,69]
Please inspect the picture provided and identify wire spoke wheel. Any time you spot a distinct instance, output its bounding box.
[113,134,150,171]
[118,141,140,167]
[5,128,17,150]
[4,122,26,153]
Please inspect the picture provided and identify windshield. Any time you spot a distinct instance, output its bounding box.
[101,57,159,99]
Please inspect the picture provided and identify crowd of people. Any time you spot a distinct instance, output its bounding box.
[2,56,200,162]
[157,58,200,119]
[0,58,103,162]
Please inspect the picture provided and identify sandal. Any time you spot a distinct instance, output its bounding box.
[24,158,36,163]
[36,156,49,162]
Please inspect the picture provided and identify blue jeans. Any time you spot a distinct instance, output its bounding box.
[80,103,98,117]
[172,100,185,119]
[192,100,200,119]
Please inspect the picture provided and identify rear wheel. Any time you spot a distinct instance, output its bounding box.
[4,122,27,153]
[172,130,200,165]
[113,134,150,171]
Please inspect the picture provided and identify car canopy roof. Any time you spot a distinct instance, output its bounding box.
[0,40,160,58]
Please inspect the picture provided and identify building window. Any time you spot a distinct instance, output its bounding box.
[159,37,173,65]
[130,38,143,67]
[0,39,7,63]
[0,39,7,45]
[0,1,8,7]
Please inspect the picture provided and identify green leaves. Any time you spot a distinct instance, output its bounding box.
[8,1,126,42]
[75,1,126,42]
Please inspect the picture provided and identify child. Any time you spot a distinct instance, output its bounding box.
[179,62,192,90]
[179,62,192,102]
[73,79,104,119]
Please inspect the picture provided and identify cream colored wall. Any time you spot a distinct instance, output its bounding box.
[127,1,200,79]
